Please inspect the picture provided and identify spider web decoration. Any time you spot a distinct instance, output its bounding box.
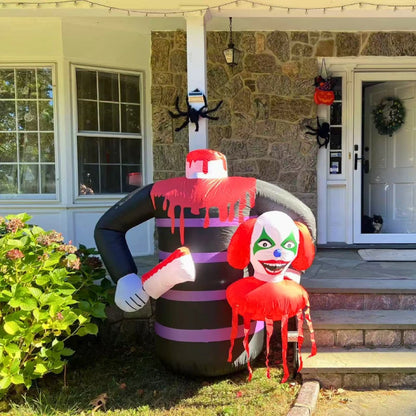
[168,90,223,132]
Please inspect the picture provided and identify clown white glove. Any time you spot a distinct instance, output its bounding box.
[114,273,149,312]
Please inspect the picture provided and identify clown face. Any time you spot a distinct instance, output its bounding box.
[250,211,300,282]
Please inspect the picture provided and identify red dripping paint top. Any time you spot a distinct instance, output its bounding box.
[186,149,227,174]
[150,177,257,244]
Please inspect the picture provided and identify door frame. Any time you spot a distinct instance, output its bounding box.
[353,71,416,244]
[317,58,416,246]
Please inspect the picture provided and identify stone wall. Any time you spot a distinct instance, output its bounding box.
[151,30,416,212]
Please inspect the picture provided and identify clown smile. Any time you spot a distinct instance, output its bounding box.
[259,260,289,275]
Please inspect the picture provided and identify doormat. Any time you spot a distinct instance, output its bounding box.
[358,249,416,262]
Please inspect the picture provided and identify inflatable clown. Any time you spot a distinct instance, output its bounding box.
[94,149,316,377]
[226,211,317,382]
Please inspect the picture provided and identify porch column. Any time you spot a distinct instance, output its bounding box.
[185,10,210,151]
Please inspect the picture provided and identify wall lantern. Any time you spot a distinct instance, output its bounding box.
[223,17,241,66]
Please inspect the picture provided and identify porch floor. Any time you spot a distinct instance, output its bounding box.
[302,248,416,293]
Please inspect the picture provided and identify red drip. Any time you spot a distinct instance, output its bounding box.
[304,306,317,357]
[228,306,240,362]
[186,149,227,174]
[243,317,253,381]
[296,310,304,373]
[265,318,274,379]
[151,177,257,245]
[281,314,289,383]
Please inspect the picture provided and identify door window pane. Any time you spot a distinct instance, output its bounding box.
[17,101,38,131]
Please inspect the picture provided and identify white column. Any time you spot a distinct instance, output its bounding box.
[185,10,210,151]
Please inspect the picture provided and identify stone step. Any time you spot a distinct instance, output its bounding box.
[302,309,416,348]
[308,292,416,310]
[301,347,416,389]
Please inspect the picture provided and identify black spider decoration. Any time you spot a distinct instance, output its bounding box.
[168,92,223,132]
[305,117,330,148]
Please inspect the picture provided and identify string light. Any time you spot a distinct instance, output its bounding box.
[0,0,415,16]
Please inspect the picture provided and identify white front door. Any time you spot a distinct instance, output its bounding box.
[353,72,416,243]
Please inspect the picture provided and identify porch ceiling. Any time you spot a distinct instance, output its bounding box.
[2,0,416,31]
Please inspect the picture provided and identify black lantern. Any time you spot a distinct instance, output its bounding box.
[223,17,241,66]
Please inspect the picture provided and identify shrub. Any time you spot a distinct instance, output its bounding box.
[0,213,112,399]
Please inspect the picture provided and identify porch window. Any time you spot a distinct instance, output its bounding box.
[0,67,55,197]
[75,67,143,196]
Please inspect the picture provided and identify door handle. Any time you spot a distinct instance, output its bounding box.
[354,153,362,170]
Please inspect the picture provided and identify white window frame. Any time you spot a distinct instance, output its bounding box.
[0,63,58,202]
[71,64,145,203]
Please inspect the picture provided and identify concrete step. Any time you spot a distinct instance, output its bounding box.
[301,347,416,389]
[303,309,416,348]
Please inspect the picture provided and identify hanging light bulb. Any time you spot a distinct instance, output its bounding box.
[223,17,241,66]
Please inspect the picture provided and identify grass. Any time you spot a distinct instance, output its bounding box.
[2,336,301,416]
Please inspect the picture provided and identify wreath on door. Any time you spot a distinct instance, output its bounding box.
[372,97,405,137]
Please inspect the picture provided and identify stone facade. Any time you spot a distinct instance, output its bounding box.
[151,30,416,212]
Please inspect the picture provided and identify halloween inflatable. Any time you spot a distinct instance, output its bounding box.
[94,149,316,377]
[226,211,317,382]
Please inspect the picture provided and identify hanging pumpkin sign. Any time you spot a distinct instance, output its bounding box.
[313,59,335,106]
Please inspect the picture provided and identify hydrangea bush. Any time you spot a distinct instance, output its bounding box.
[0,213,111,398]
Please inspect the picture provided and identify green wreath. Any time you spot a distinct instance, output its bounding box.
[372,97,405,137]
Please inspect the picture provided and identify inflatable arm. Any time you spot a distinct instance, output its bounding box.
[94,184,155,282]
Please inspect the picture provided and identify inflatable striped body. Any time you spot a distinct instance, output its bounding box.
[95,176,316,377]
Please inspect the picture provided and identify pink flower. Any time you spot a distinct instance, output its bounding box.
[6,248,25,260]
[6,218,25,233]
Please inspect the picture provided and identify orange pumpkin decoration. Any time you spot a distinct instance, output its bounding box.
[314,88,335,105]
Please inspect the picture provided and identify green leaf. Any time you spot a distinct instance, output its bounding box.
[28,287,43,299]
[60,348,75,357]
[6,239,24,248]
[91,303,106,319]
[0,376,11,391]
[77,323,98,336]
[34,363,48,375]
[11,374,25,385]
[35,274,51,286]
[4,321,22,335]
[9,296,37,311]
[30,226,44,236]
[4,344,21,356]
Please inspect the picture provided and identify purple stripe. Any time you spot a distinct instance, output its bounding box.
[156,217,255,228]
[155,320,264,343]
[161,289,226,301]
[159,250,227,263]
